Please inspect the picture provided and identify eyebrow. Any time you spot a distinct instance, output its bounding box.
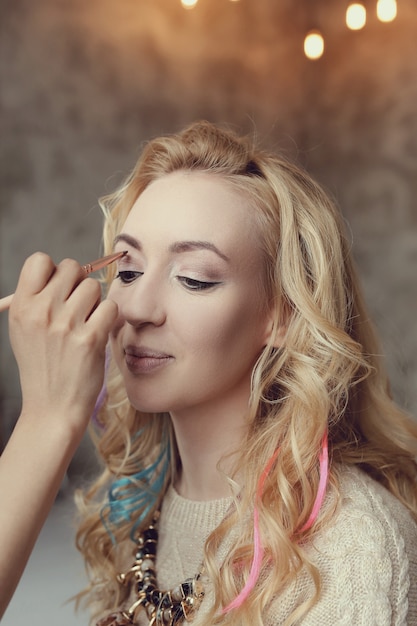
[169,241,230,262]
[113,233,141,251]
[114,234,230,263]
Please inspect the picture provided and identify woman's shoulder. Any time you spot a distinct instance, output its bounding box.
[324,463,417,588]
[334,464,417,548]
[300,464,417,624]
[267,464,417,625]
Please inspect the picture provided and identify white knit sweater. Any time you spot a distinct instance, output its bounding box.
[119,465,417,625]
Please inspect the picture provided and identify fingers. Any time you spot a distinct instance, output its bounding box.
[12,254,98,320]
[64,276,103,323]
[12,254,83,309]
[87,298,119,333]
[67,285,118,342]
[38,257,86,305]
[9,254,119,356]
[14,252,57,299]
[11,251,119,329]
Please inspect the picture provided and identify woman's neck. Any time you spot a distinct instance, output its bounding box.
[169,403,247,501]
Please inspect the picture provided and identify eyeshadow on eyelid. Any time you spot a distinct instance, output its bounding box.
[178,264,224,278]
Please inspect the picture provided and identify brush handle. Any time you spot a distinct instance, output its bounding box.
[0,294,13,312]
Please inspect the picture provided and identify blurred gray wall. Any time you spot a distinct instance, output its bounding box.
[1,0,416,452]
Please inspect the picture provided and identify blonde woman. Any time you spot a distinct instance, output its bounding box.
[4,121,417,625]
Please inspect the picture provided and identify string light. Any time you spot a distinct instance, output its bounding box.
[376,0,397,22]
[304,30,325,60]
[181,0,198,8]
[346,3,367,30]
[177,0,399,58]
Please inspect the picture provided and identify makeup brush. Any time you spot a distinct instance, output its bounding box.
[0,250,127,313]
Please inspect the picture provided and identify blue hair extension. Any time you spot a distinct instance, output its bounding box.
[100,429,171,544]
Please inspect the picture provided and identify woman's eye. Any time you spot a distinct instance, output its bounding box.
[115,270,143,284]
[179,276,221,291]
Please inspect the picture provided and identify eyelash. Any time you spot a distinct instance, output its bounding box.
[115,271,220,291]
[177,277,221,291]
[116,271,143,284]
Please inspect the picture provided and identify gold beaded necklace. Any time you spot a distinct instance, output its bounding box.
[96,511,205,626]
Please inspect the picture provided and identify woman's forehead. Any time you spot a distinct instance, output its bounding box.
[121,171,264,257]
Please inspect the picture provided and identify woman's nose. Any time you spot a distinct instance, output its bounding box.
[116,274,166,328]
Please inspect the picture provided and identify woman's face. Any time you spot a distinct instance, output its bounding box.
[108,171,275,418]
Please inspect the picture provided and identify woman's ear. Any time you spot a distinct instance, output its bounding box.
[265,319,287,348]
[263,308,288,349]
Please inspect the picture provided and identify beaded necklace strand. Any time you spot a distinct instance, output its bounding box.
[96,511,204,626]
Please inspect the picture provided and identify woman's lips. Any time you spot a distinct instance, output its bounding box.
[124,346,173,374]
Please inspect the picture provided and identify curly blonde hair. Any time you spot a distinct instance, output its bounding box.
[75,121,417,625]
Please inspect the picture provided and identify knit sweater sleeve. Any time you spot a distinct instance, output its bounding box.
[266,466,416,626]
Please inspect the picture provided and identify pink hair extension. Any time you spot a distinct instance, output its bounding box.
[299,429,329,533]
[222,447,280,613]
[222,430,329,614]
[222,506,264,613]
